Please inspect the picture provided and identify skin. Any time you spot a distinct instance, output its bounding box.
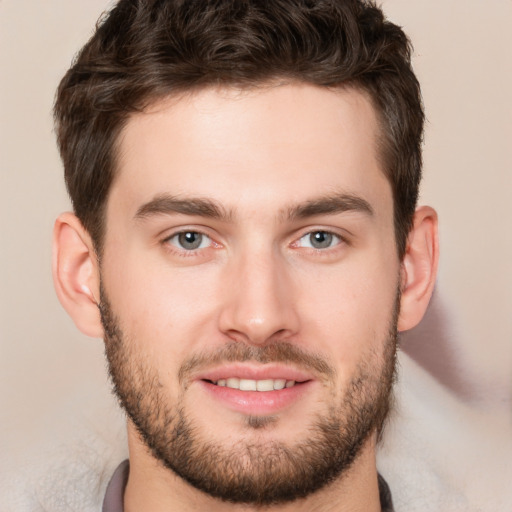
[53,83,439,511]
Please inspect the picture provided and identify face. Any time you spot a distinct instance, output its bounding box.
[100,84,401,504]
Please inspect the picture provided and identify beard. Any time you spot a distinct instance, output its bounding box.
[100,286,398,506]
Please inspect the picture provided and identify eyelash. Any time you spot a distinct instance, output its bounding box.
[162,229,216,257]
[161,228,349,258]
[294,230,345,250]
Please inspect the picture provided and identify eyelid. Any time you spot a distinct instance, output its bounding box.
[161,226,221,254]
[297,231,341,249]
[291,227,350,248]
[166,231,212,250]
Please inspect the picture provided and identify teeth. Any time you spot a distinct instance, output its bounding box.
[256,379,274,391]
[214,378,296,391]
[273,379,286,390]
[239,379,256,391]
[226,378,240,388]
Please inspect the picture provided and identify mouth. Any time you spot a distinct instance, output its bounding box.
[207,378,299,391]
[195,365,314,416]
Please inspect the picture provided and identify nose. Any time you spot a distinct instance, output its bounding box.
[218,249,300,345]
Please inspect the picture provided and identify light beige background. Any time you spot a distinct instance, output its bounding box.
[1,0,511,482]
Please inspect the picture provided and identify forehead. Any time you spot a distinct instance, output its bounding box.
[111,83,390,220]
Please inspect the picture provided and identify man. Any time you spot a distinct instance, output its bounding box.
[52,0,438,510]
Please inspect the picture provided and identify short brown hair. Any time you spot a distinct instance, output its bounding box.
[54,0,424,257]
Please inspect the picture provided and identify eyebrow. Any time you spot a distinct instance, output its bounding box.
[284,193,374,220]
[135,194,232,221]
[134,192,373,222]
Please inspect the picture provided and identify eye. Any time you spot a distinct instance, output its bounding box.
[297,231,341,250]
[166,231,212,251]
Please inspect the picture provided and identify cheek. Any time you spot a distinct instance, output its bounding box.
[101,249,222,360]
[296,253,399,368]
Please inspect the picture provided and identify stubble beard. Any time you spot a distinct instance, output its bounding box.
[100,286,399,506]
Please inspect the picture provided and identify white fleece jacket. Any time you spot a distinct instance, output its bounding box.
[1,351,511,512]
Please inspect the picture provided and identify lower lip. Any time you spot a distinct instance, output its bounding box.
[198,380,313,416]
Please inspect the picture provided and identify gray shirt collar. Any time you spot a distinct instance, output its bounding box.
[103,460,394,511]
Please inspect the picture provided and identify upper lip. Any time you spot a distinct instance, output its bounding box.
[194,363,314,383]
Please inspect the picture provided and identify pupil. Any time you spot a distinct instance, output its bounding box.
[311,231,332,249]
[179,232,202,249]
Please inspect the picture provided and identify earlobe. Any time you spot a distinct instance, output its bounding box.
[398,206,439,332]
[52,212,104,338]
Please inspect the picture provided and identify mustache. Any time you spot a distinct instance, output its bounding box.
[178,341,335,385]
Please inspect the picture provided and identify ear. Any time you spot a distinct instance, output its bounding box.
[52,212,104,338]
[398,206,439,332]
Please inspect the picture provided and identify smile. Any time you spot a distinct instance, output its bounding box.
[211,378,297,391]
[195,364,314,414]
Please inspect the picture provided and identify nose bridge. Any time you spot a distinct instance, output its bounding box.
[219,242,298,344]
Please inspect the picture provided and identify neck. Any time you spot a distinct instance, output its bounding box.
[123,423,382,512]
